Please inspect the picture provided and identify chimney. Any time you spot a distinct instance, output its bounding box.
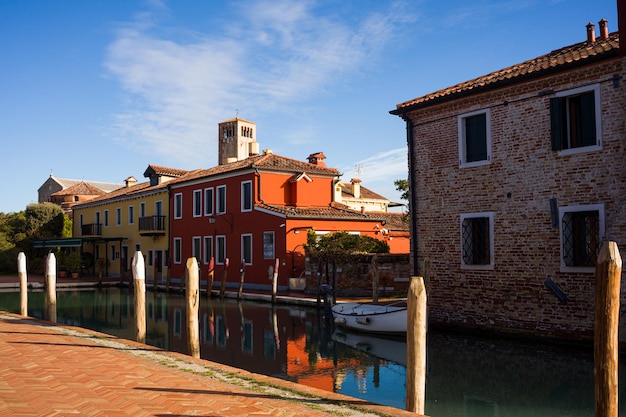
[586,22,596,42]
[125,176,137,188]
[307,152,327,167]
[351,178,361,199]
[598,18,609,40]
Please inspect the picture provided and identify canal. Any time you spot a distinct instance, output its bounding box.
[0,287,621,416]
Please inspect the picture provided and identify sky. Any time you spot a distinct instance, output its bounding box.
[0,0,619,214]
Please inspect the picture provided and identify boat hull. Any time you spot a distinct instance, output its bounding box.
[331,301,407,334]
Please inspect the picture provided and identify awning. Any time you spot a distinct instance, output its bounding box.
[32,238,83,248]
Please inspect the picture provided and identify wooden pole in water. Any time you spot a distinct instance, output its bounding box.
[17,252,27,316]
[207,257,215,298]
[45,253,57,323]
[237,259,245,300]
[371,254,379,303]
[594,241,621,417]
[406,275,427,414]
[185,257,200,358]
[220,258,229,299]
[272,258,279,304]
[132,251,146,344]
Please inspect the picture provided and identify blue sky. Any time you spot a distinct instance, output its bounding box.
[0,0,619,214]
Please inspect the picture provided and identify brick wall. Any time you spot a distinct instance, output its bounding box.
[405,57,626,341]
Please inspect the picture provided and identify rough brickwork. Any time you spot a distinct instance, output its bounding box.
[403,57,625,341]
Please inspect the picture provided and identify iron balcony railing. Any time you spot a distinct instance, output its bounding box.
[81,223,102,236]
[139,215,166,234]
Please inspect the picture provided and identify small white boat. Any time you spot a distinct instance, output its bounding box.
[331,300,407,334]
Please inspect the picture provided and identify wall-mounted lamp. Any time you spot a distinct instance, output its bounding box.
[208,217,216,224]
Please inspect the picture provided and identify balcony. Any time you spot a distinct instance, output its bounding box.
[81,223,102,236]
[139,215,167,236]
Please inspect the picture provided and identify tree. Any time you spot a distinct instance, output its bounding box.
[305,230,389,264]
[394,179,409,202]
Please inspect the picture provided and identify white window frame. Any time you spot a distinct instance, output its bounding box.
[116,208,121,226]
[241,233,253,265]
[104,210,109,227]
[174,193,183,219]
[193,189,202,217]
[458,108,491,169]
[241,180,253,212]
[192,236,202,263]
[204,187,214,216]
[203,236,214,265]
[216,235,226,265]
[140,202,146,218]
[173,238,182,264]
[558,203,605,273]
[216,185,226,214]
[554,84,602,156]
[460,212,495,270]
[128,205,135,225]
[263,231,275,260]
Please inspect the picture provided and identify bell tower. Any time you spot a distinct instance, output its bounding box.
[218,118,258,165]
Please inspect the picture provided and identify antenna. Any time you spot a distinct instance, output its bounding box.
[354,164,363,178]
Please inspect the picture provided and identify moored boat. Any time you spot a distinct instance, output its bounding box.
[331,300,407,334]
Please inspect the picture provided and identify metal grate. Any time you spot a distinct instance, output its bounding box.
[462,217,490,265]
[562,210,599,267]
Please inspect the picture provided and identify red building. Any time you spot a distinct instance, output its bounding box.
[168,118,400,291]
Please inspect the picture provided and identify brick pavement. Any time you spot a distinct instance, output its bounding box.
[0,312,425,417]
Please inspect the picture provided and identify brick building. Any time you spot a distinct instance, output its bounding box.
[391,12,625,340]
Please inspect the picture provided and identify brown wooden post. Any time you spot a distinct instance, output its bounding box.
[17,252,27,317]
[207,257,215,298]
[371,254,379,303]
[132,251,146,344]
[220,258,229,299]
[185,257,200,358]
[406,276,427,414]
[237,259,245,300]
[45,253,57,323]
[272,258,279,304]
[595,241,621,417]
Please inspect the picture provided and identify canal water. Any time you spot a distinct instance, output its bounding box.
[0,287,621,416]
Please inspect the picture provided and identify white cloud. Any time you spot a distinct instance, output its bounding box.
[103,0,413,167]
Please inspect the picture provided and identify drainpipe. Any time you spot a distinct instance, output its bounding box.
[403,113,419,278]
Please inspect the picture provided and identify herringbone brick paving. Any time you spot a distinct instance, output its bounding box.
[0,312,423,417]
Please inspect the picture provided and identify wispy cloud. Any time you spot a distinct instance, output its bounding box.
[103,0,413,167]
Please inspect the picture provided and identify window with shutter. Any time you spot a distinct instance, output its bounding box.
[550,85,601,154]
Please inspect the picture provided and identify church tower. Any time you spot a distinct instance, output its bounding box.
[218,118,259,165]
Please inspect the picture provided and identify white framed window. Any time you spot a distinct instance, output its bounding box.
[551,84,602,155]
[79,214,84,229]
[558,204,604,272]
[193,190,202,217]
[140,202,146,218]
[216,185,226,214]
[174,193,183,219]
[110,245,116,262]
[128,205,135,225]
[204,187,214,216]
[460,212,494,270]
[173,238,182,264]
[216,235,226,264]
[458,109,491,168]
[241,234,252,265]
[116,208,121,226]
[263,232,275,260]
[192,236,201,263]
[241,181,252,212]
[104,210,109,227]
[203,236,213,265]
[155,200,163,216]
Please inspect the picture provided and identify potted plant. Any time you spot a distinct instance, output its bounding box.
[65,251,82,279]
[57,252,68,278]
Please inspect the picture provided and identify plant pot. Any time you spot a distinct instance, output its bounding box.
[59,270,68,278]
[71,272,79,279]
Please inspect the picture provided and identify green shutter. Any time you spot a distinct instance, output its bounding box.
[550,97,564,151]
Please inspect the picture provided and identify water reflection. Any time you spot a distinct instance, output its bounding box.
[0,288,616,416]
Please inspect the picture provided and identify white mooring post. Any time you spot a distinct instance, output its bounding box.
[17,252,27,316]
[132,251,146,344]
[271,258,279,304]
[45,253,57,323]
[185,257,200,358]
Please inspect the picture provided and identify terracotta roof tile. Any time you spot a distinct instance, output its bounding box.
[393,32,620,111]
[257,202,374,220]
[340,183,387,200]
[143,164,190,178]
[52,181,106,197]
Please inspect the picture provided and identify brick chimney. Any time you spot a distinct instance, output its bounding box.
[307,152,327,167]
[351,178,362,199]
[125,176,137,188]
[586,22,596,42]
[598,18,609,39]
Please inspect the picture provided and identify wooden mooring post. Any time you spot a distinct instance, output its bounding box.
[44,253,57,323]
[371,254,379,303]
[185,257,200,358]
[271,258,279,304]
[207,257,215,298]
[220,258,229,299]
[132,251,146,344]
[17,252,27,316]
[237,259,245,300]
[406,276,427,414]
[594,241,621,417]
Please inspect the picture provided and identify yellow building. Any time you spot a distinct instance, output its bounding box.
[72,165,189,282]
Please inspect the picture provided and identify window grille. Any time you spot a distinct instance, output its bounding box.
[462,217,490,265]
[562,210,599,267]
